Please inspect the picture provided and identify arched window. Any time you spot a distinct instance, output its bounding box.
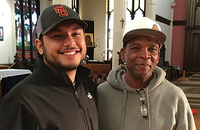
[106,0,114,60]
[106,0,146,61]
[126,0,146,21]
[72,0,79,13]
[14,0,39,66]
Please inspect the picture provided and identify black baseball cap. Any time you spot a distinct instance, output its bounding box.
[36,4,88,38]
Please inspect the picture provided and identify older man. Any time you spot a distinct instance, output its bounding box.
[97,17,196,130]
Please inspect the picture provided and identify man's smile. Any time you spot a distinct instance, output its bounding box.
[58,49,81,55]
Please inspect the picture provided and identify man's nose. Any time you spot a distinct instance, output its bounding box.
[140,48,150,59]
[63,36,76,46]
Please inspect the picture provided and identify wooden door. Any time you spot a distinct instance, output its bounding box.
[184,0,200,72]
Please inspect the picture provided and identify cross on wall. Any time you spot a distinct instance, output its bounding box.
[120,18,125,28]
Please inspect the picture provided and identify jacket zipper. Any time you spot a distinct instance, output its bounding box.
[87,108,94,130]
[62,72,91,130]
[74,90,91,130]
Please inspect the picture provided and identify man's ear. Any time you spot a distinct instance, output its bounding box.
[35,39,43,55]
[120,48,125,61]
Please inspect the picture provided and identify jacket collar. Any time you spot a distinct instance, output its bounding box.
[33,55,91,87]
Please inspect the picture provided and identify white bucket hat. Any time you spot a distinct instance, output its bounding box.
[122,17,166,48]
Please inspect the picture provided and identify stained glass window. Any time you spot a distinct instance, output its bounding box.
[14,0,39,64]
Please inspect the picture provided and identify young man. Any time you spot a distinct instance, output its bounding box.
[97,17,196,130]
[0,4,98,130]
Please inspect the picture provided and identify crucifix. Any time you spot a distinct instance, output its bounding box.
[120,18,125,28]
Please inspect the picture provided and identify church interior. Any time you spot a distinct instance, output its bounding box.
[0,0,200,129]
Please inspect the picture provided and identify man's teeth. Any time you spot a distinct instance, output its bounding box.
[63,51,76,55]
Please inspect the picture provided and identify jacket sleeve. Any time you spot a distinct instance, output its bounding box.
[175,93,196,130]
[0,96,39,130]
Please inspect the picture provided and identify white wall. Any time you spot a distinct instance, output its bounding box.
[52,0,71,7]
[155,0,172,63]
[0,0,16,64]
[82,0,107,61]
[156,0,171,18]
[40,0,52,13]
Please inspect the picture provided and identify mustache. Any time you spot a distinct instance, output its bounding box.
[58,47,81,53]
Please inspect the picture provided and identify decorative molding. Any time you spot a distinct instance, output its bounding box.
[171,0,176,7]
[156,15,171,26]
[171,2,176,7]
[173,20,186,26]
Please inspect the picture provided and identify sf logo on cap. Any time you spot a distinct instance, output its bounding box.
[152,24,159,31]
[54,6,68,17]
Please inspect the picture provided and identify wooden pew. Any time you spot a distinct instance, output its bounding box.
[81,63,111,84]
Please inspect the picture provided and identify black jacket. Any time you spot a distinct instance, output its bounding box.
[0,56,98,130]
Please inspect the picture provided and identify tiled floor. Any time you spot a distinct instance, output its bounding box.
[193,108,200,130]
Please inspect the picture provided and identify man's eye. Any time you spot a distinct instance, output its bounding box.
[132,47,140,50]
[53,35,62,38]
[149,47,158,52]
[73,33,80,36]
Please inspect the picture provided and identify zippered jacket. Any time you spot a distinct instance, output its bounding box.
[98,64,196,130]
[0,55,98,130]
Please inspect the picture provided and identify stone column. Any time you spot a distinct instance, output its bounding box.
[112,0,126,69]
[167,0,176,65]
[146,0,156,20]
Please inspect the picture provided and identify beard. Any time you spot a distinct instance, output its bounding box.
[45,56,80,71]
[42,46,84,72]
[131,66,152,81]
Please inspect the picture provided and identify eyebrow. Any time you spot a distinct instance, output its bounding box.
[128,42,141,46]
[73,25,82,31]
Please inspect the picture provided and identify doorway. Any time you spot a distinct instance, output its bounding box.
[184,0,200,73]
